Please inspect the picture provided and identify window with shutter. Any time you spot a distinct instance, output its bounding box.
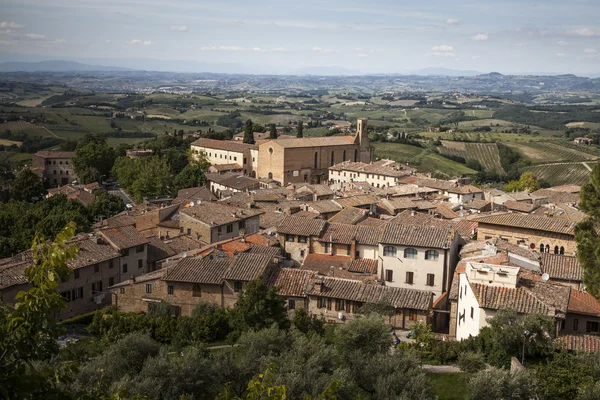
[406,271,414,284]
[385,269,393,282]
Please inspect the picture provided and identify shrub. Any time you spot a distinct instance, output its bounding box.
[458,351,486,373]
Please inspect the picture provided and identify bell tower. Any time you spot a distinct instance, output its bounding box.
[354,118,373,163]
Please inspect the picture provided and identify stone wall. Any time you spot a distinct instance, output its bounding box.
[477,223,576,256]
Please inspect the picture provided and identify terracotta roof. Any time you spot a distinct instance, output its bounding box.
[69,190,95,206]
[175,187,217,203]
[357,217,388,227]
[556,335,600,353]
[378,197,416,215]
[307,278,433,311]
[99,225,149,250]
[470,277,570,316]
[180,202,263,226]
[264,136,355,149]
[504,200,538,213]
[67,236,119,269]
[191,138,258,151]
[380,224,453,249]
[462,199,491,211]
[277,216,327,236]
[435,204,459,219]
[389,210,455,230]
[328,207,368,225]
[454,219,477,240]
[295,183,334,197]
[269,268,317,297]
[540,253,582,282]
[223,252,275,281]
[305,200,343,214]
[568,289,600,316]
[206,173,260,191]
[33,151,75,159]
[218,240,251,256]
[0,255,31,290]
[110,268,167,289]
[329,159,415,178]
[348,258,378,274]
[550,185,581,194]
[301,254,352,275]
[475,213,577,235]
[334,194,379,208]
[446,184,483,195]
[291,210,320,219]
[355,225,384,246]
[163,235,203,254]
[147,236,178,263]
[209,163,243,172]
[318,223,358,244]
[165,256,230,284]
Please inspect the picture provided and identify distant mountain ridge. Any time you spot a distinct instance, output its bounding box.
[0,60,135,72]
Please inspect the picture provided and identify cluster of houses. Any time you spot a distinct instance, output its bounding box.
[2,118,600,352]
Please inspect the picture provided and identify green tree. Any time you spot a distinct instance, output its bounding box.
[230,278,289,333]
[10,168,45,201]
[87,191,124,220]
[296,121,304,138]
[576,163,600,299]
[269,124,277,140]
[466,368,538,400]
[503,172,541,192]
[73,135,116,184]
[292,307,325,336]
[173,162,207,192]
[243,119,255,144]
[0,222,78,398]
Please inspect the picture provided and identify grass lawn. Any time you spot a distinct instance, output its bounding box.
[427,372,469,400]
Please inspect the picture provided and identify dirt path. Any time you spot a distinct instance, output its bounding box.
[40,125,64,139]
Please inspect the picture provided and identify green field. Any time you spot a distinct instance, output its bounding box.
[373,142,476,177]
[427,372,468,400]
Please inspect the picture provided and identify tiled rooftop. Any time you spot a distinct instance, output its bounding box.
[540,253,582,282]
[277,216,327,236]
[99,225,149,250]
[476,212,577,235]
[180,202,263,227]
[380,223,454,249]
[191,138,258,151]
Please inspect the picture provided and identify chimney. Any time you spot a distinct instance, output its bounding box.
[314,278,325,292]
[329,266,335,277]
[411,210,416,216]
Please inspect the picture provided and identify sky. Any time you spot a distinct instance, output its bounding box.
[1,0,600,75]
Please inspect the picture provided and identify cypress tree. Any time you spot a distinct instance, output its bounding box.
[243,119,255,144]
[269,124,277,140]
[296,121,303,138]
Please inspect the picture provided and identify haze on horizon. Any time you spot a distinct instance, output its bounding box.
[1,0,600,76]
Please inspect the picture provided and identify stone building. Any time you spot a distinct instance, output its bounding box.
[475,213,577,256]
[32,151,77,187]
[329,159,415,188]
[179,202,263,244]
[257,118,374,185]
[0,230,149,321]
[109,248,281,315]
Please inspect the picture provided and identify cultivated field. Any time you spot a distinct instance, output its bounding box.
[528,162,594,186]
[464,143,504,173]
[530,142,597,162]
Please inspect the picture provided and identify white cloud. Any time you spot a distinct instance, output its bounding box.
[357,53,368,57]
[199,45,287,52]
[169,25,188,32]
[472,33,488,41]
[128,39,152,46]
[568,28,600,37]
[446,18,460,25]
[472,55,480,60]
[25,33,45,40]
[556,53,566,57]
[311,47,338,53]
[270,47,289,52]
[431,45,454,52]
[0,22,24,29]
[354,47,364,51]
[557,40,568,46]
[584,48,597,53]
[427,51,455,57]
[0,40,13,45]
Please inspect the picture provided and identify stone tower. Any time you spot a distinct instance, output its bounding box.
[355,118,374,163]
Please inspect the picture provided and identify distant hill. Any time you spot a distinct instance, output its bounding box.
[0,60,135,72]
[410,67,481,77]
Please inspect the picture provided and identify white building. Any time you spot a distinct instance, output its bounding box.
[378,223,460,300]
[455,262,570,341]
[191,138,259,177]
[328,159,415,188]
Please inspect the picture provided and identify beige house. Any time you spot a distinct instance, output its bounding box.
[98,225,150,277]
[329,159,415,188]
[378,223,460,300]
[180,202,263,244]
[32,151,77,187]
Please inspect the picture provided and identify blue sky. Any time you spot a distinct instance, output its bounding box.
[1,0,600,75]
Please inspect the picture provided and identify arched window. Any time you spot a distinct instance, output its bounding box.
[343,150,346,161]
[545,244,550,253]
[404,248,417,259]
[268,172,273,179]
[354,149,358,162]
[330,151,335,166]
[383,246,397,257]
[314,152,318,168]
[554,246,559,254]
[425,250,439,261]
[560,246,565,255]
[540,244,544,253]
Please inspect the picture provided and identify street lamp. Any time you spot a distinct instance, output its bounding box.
[521,330,531,365]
